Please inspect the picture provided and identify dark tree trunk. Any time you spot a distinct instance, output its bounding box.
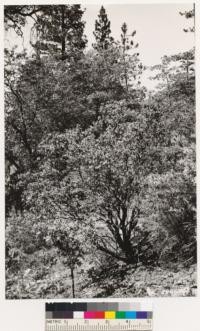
[103,206,139,264]
[61,5,66,60]
[70,267,75,298]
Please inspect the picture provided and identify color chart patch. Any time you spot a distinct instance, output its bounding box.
[45,302,153,331]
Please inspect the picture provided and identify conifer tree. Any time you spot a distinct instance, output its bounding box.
[120,22,140,91]
[32,5,87,60]
[93,6,113,50]
[180,4,195,32]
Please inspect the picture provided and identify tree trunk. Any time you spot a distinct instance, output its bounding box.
[105,207,139,264]
[70,267,75,298]
[61,5,66,60]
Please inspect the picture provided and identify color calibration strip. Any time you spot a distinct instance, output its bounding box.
[46,303,153,331]
[46,302,153,319]
[46,310,152,319]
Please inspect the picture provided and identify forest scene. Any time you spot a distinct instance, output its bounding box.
[4,4,196,299]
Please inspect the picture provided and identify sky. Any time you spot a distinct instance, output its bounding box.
[83,4,194,88]
[83,4,194,66]
[4,3,195,89]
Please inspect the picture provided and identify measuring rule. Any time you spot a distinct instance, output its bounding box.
[45,302,153,331]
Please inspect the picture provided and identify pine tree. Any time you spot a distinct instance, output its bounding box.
[32,5,87,60]
[120,22,140,91]
[93,6,113,50]
[121,23,136,52]
[180,4,195,32]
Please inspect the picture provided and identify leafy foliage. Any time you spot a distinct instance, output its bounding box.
[4,5,42,36]
[5,5,196,298]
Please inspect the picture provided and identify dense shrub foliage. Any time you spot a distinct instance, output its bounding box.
[5,5,196,298]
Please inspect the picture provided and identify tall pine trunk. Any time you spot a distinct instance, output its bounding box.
[70,267,75,298]
[61,5,66,60]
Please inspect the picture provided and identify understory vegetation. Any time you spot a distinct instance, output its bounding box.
[5,5,196,298]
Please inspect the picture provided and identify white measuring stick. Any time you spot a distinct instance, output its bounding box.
[45,318,153,331]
